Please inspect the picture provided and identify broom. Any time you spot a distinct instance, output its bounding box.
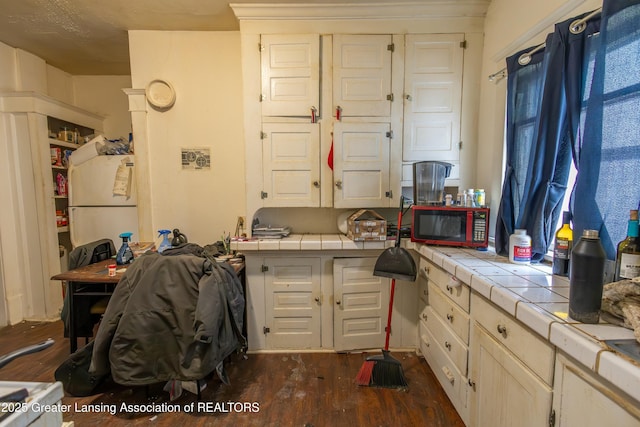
[355,276,407,388]
[356,196,416,388]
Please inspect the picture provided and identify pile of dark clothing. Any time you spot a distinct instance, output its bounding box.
[88,243,245,387]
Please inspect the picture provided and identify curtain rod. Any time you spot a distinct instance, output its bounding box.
[488,67,507,83]
[518,42,545,66]
[570,7,602,34]
[517,7,602,66]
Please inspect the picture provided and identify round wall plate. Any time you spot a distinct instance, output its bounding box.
[146,79,176,109]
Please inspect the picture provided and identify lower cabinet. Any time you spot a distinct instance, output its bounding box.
[263,257,322,349]
[418,256,471,424]
[552,352,640,426]
[468,293,553,427]
[246,253,414,352]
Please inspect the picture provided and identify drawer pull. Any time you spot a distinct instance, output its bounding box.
[422,313,428,321]
[468,379,476,390]
[446,313,454,322]
[442,366,455,385]
[446,285,453,293]
[497,324,508,336]
[444,341,452,350]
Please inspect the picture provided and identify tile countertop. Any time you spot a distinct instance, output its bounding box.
[233,234,640,403]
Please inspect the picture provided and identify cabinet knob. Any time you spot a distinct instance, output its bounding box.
[444,341,452,351]
[468,379,476,390]
[405,94,412,101]
[335,180,342,189]
[313,181,320,188]
[422,313,428,320]
[314,297,320,303]
[497,324,508,336]
[446,314,454,322]
[336,300,341,305]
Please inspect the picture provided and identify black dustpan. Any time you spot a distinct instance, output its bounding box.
[373,196,416,282]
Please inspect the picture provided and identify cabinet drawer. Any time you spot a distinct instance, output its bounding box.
[419,321,469,423]
[422,306,468,375]
[420,257,470,311]
[428,281,470,344]
[471,293,554,385]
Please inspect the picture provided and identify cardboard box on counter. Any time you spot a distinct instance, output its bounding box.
[347,209,387,241]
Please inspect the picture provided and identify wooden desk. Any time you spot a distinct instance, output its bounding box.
[52,258,246,354]
[52,259,126,353]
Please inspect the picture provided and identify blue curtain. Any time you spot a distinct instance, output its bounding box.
[572,0,640,260]
[495,46,547,257]
[496,13,597,260]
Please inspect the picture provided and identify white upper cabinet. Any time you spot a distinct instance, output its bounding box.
[260,34,320,117]
[332,122,392,208]
[261,123,320,207]
[333,34,393,118]
[403,34,464,162]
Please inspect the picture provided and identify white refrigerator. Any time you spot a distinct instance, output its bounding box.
[68,154,139,249]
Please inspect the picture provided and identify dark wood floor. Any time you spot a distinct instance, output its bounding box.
[0,321,464,426]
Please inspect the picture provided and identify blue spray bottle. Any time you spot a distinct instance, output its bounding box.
[116,232,134,265]
[157,229,172,253]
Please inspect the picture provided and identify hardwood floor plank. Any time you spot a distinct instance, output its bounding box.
[0,321,464,426]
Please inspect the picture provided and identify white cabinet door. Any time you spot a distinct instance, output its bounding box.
[469,322,553,427]
[552,353,640,426]
[403,34,463,162]
[333,34,393,117]
[261,123,320,207]
[333,122,391,208]
[333,257,389,352]
[264,257,322,349]
[261,34,320,117]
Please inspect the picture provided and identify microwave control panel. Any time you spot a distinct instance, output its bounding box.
[472,210,488,242]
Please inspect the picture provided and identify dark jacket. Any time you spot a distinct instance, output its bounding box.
[89,244,245,386]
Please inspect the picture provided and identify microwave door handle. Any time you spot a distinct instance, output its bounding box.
[466,211,473,243]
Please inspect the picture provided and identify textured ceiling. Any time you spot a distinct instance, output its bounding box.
[0,0,401,75]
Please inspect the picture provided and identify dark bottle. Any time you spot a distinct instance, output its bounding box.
[569,229,606,323]
[552,211,573,276]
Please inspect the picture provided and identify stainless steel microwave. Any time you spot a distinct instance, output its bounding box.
[411,206,490,248]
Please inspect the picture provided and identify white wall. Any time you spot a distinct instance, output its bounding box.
[128,31,246,245]
[476,0,602,235]
[73,75,133,139]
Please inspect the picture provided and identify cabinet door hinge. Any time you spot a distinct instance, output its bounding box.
[460,40,467,49]
[459,141,463,150]
[263,326,270,334]
[386,130,394,139]
[260,131,267,139]
[548,410,556,427]
[386,93,394,101]
[261,264,269,272]
[387,43,395,52]
[259,43,264,52]
[385,190,393,199]
[260,191,268,200]
[259,94,265,102]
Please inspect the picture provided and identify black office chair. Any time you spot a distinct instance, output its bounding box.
[61,239,116,341]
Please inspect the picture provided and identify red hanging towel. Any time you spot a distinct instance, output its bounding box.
[328,134,334,170]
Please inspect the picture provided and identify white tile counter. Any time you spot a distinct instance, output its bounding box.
[232,234,393,252]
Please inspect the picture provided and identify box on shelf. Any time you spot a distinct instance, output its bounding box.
[347,209,387,241]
